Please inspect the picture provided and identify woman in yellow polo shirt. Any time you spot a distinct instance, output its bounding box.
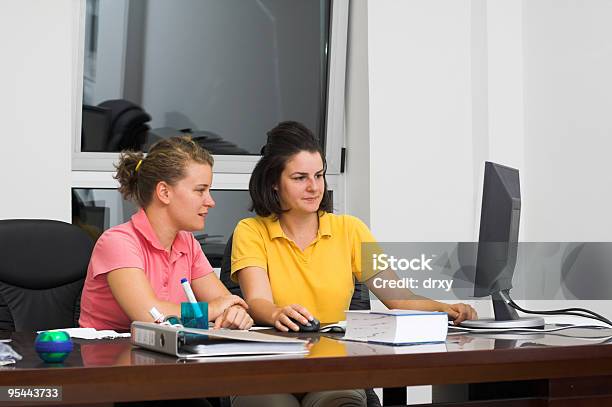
[231,121,477,332]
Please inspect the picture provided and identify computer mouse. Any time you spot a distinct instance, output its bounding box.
[322,325,345,334]
[287,317,320,332]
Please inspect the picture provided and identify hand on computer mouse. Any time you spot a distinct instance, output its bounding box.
[272,304,316,332]
[287,317,321,332]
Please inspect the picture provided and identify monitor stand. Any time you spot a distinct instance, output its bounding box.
[460,291,545,329]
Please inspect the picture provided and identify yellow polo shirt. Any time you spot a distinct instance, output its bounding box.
[231,213,376,323]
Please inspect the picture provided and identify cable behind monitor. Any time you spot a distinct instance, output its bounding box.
[499,291,612,327]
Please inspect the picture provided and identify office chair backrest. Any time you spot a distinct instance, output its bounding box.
[98,99,151,151]
[219,234,371,311]
[0,220,94,331]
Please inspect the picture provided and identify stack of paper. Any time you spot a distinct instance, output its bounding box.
[0,343,22,366]
[180,329,309,357]
[38,328,130,340]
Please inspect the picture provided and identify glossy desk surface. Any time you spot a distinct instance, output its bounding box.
[1,327,612,404]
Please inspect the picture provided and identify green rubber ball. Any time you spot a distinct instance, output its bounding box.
[34,331,73,363]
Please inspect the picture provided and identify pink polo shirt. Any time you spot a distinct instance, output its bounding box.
[79,208,213,331]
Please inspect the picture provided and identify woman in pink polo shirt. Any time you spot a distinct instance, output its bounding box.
[79,136,253,331]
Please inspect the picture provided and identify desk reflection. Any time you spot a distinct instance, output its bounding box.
[6,326,612,370]
[80,341,132,366]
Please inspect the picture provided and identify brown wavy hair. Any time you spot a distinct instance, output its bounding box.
[114,136,214,208]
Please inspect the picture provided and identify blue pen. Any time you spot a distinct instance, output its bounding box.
[180,278,204,319]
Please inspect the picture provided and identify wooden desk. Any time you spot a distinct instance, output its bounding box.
[1,328,612,406]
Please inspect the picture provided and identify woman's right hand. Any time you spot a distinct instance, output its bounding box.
[272,304,314,332]
[208,295,249,321]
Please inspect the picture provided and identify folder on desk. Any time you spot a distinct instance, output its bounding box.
[131,322,309,358]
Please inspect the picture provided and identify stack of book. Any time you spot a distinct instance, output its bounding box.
[342,310,448,345]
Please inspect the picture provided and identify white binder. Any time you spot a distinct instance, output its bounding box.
[131,322,309,358]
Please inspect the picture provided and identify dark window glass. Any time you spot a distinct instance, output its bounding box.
[81,0,331,154]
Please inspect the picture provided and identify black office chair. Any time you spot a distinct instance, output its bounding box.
[0,219,94,331]
[98,99,151,152]
[219,233,381,407]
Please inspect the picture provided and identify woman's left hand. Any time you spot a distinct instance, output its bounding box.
[213,305,254,330]
[443,303,478,325]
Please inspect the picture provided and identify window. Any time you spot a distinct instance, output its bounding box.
[74,0,346,175]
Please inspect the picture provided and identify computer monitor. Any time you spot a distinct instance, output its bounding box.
[461,161,544,329]
[81,105,111,152]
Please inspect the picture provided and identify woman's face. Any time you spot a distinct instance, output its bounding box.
[277,151,325,216]
[167,161,215,232]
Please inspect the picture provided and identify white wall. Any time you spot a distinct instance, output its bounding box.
[522,0,612,242]
[345,0,370,224]
[367,0,478,243]
[485,0,524,172]
[520,0,612,315]
[0,0,76,222]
